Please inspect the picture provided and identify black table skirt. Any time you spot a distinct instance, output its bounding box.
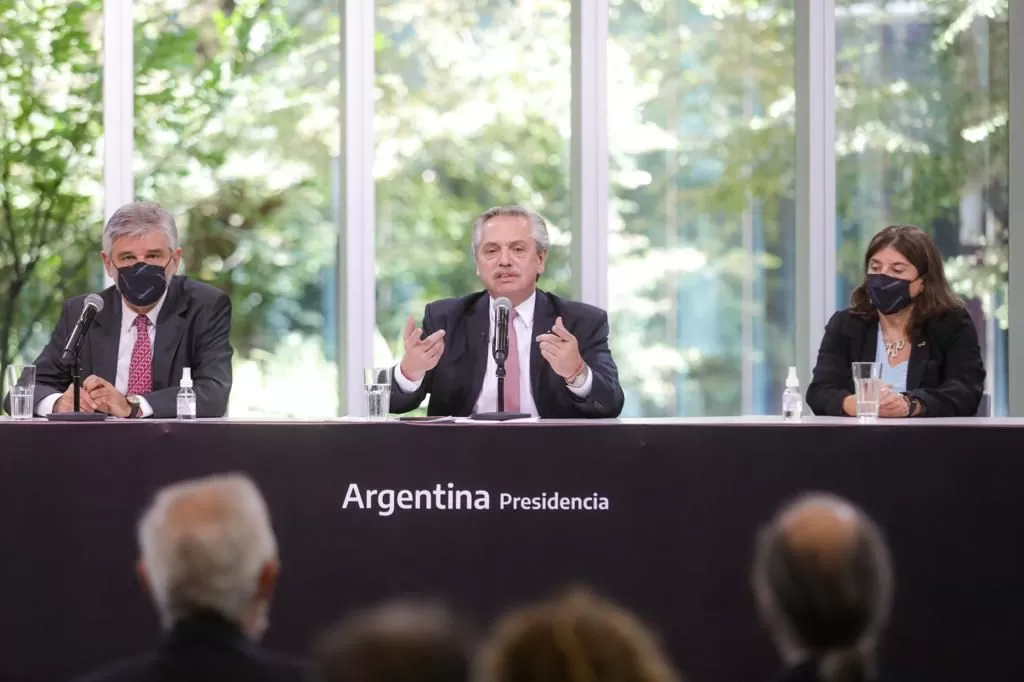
[0,418,1020,681]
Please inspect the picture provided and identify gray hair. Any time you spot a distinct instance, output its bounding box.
[137,473,278,629]
[471,205,550,255]
[103,201,179,254]
[752,493,893,682]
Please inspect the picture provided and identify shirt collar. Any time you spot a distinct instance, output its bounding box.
[120,289,168,335]
[490,290,536,327]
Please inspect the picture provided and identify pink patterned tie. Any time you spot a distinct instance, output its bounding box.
[128,315,153,395]
[503,308,520,412]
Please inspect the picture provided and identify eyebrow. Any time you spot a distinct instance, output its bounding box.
[483,240,529,248]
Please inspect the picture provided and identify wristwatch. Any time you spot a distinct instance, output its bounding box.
[126,394,142,419]
[566,364,590,389]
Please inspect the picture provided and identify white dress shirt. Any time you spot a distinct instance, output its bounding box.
[36,293,166,417]
[394,291,593,416]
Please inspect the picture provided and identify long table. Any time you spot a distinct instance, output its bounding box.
[0,417,1021,681]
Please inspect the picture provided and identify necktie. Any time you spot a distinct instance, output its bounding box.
[503,308,520,412]
[128,315,153,395]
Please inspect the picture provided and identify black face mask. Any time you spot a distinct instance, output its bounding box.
[116,261,170,307]
[865,273,916,314]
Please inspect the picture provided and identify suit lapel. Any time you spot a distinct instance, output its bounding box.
[464,295,491,414]
[531,290,557,405]
[906,323,930,390]
[857,318,880,362]
[152,277,189,390]
[89,286,123,382]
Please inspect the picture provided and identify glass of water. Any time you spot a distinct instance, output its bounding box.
[364,366,393,420]
[6,363,36,420]
[851,361,883,421]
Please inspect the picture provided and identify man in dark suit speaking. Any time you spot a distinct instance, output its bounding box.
[18,201,233,418]
[390,205,624,419]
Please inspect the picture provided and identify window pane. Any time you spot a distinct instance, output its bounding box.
[133,0,339,417]
[0,0,104,389]
[608,1,797,416]
[835,0,1009,413]
[375,0,572,364]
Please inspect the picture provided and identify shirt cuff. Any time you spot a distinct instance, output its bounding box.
[566,364,594,398]
[393,364,424,393]
[137,395,155,418]
[35,393,61,417]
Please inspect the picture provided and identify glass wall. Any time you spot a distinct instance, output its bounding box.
[835,0,1010,413]
[374,0,573,363]
[0,0,104,393]
[133,0,340,417]
[607,0,797,416]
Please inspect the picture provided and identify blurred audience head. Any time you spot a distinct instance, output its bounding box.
[752,493,894,682]
[479,588,682,682]
[314,600,472,682]
[137,473,279,638]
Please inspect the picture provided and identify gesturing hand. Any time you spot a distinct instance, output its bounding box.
[398,315,446,382]
[535,316,584,379]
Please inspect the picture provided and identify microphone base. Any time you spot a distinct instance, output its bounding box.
[469,412,532,422]
[45,412,109,422]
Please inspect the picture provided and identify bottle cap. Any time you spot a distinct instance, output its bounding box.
[180,367,193,388]
[785,366,799,388]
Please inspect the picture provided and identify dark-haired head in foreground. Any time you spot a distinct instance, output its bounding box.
[752,493,894,682]
[315,601,472,682]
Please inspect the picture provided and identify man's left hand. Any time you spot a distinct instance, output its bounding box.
[83,375,131,418]
[536,316,584,379]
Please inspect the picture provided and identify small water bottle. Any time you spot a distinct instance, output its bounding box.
[176,367,197,420]
[782,366,803,421]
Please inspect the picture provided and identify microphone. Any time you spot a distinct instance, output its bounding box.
[60,294,104,364]
[493,297,512,363]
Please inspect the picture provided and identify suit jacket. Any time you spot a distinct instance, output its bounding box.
[806,307,984,417]
[7,276,233,418]
[389,290,624,418]
[71,610,307,682]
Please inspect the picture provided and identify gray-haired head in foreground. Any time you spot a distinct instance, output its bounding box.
[137,473,278,631]
[752,493,894,682]
[103,201,179,254]
[471,205,550,255]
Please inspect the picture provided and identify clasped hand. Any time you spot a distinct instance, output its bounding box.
[54,375,131,417]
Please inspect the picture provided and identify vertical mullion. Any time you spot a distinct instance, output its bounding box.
[571,0,609,308]
[338,0,376,416]
[1009,0,1024,415]
[103,0,134,222]
[795,0,836,396]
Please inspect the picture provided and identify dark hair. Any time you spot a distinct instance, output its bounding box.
[480,588,683,682]
[850,224,963,328]
[753,494,894,682]
[314,600,472,682]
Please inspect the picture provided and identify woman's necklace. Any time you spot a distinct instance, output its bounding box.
[883,335,906,360]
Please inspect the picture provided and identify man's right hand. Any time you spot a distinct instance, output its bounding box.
[53,383,97,413]
[398,315,446,382]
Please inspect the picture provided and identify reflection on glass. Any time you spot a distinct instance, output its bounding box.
[0,0,103,394]
[374,0,572,367]
[608,0,797,416]
[835,0,1009,413]
[133,0,340,417]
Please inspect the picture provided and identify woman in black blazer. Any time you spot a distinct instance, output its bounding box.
[806,225,985,417]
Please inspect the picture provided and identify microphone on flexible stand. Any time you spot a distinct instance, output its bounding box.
[470,297,530,421]
[47,293,108,421]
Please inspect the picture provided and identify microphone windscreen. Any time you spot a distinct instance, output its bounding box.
[84,293,105,312]
[493,297,512,313]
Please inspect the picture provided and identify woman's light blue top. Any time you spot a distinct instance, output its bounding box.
[875,326,908,394]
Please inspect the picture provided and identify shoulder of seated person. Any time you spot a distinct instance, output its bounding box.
[539,290,608,320]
